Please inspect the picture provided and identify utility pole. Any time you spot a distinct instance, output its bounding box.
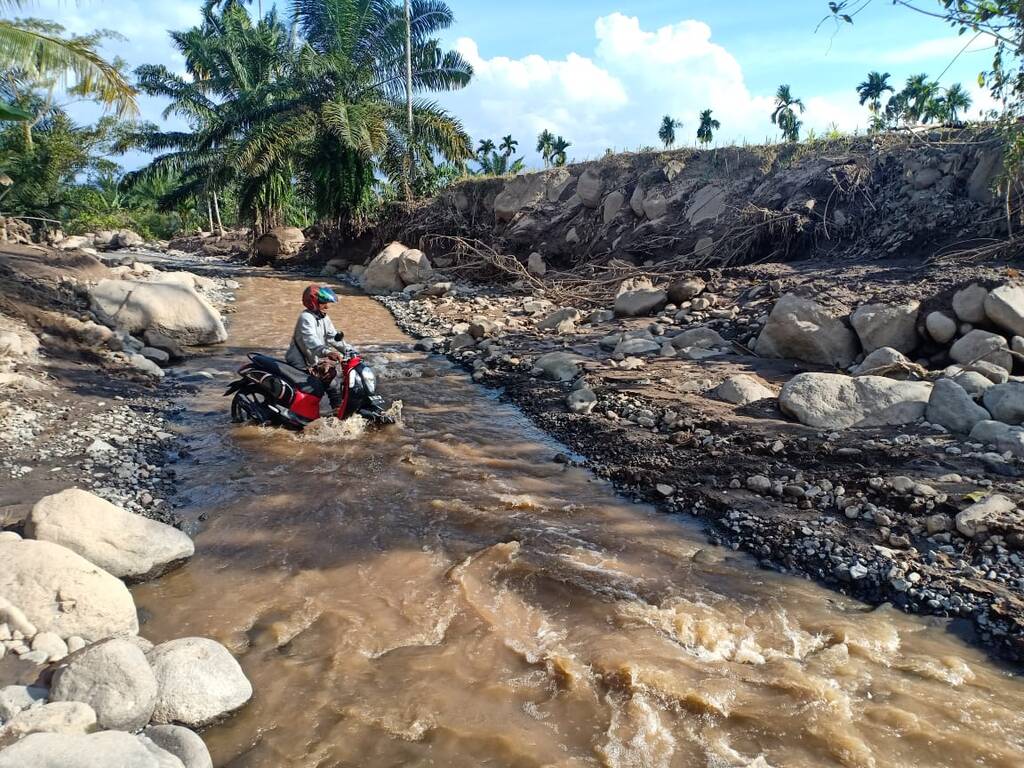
[404,0,414,202]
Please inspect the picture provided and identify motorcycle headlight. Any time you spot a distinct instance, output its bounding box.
[362,368,377,394]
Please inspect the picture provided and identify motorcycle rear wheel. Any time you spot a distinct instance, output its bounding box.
[231,386,273,425]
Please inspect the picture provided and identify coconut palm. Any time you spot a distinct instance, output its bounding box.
[0,1,137,121]
[498,134,517,156]
[536,128,554,166]
[696,109,720,145]
[476,137,495,156]
[942,83,972,123]
[771,84,804,142]
[856,71,894,116]
[658,115,680,148]
[549,135,571,167]
[474,149,523,176]
[899,74,940,124]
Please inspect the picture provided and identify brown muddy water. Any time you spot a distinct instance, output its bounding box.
[133,276,1024,768]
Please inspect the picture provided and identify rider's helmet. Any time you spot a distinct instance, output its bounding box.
[302,284,338,313]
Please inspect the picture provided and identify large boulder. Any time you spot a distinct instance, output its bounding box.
[254,226,305,262]
[397,248,433,286]
[533,352,585,382]
[667,277,705,305]
[112,230,144,250]
[714,374,775,405]
[982,382,1024,424]
[144,726,212,768]
[148,638,253,729]
[927,379,991,434]
[850,301,920,354]
[89,280,226,346]
[950,329,1012,371]
[956,494,1017,539]
[361,242,408,294]
[50,638,158,731]
[0,732,185,768]
[576,168,603,208]
[0,539,138,641]
[754,294,859,367]
[779,373,932,429]
[952,284,989,324]
[26,489,193,581]
[614,289,667,318]
[969,420,1024,457]
[493,174,548,223]
[985,284,1024,337]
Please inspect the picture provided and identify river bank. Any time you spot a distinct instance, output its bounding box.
[359,252,1024,665]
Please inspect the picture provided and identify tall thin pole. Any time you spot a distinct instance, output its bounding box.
[404,0,414,202]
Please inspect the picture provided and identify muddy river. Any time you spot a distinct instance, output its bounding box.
[132,275,1024,768]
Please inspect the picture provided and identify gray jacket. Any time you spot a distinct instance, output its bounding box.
[285,310,352,369]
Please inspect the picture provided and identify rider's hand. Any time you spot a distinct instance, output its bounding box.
[325,350,343,362]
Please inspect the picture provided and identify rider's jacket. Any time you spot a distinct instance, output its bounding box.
[285,309,352,369]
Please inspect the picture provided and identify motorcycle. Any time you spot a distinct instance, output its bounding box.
[224,337,394,429]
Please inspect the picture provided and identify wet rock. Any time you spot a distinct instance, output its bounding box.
[527,252,546,277]
[754,294,858,367]
[141,347,170,366]
[128,354,165,379]
[956,494,1017,538]
[950,330,1012,371]
[537,308,580,332]
[953,284,989,324]
[144,726,212,768]
[667,277,705,305]
[779,373,932,429]
[0,538,138,641]
[714,374,775,405]
[89,280,226,346]
[0,731,185,768]
[254,226,305,262]
[143,331,185,362]
[361,242,409,294]
[982,382,1024,424]
[927,379,990,434]
[969,420,1024,458]
[567,388,597,414]
[533,352,584,382]
[850,301,920,354]
[27,489,194,581]
[926,311,958,344]
[148,638,253,729]
[0,702,96,748]
[614,289,667,318]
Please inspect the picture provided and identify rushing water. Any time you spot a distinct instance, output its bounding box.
[132,275,1024,768]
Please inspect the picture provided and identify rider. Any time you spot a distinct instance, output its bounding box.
[286,284,354,414]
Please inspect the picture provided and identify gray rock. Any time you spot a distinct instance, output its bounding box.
[982,382,1024,424]
[602,190,624,224]
[140,347,170,366]
[361,242,409,294]
[714,375,775,405]
[969,420,1024,457]
[779,373,932,429]
[50,638,158,731]
[667,277,705,305]
[144,726,212,768]
[534,352,585,382]
[952,283,989,324]
[950,330,1012,371]
[148,638,252,728]
[567,388,597,415]
[956,494,1017,538]
[614,289,667,318]
[0,702,96,748]
[0,731,185,768]
[850,301,920,354]
[985,284,1024,337]
[670,327,727,350]
[685,185,727,225]
[852,347,912,376]
[30,632,67,662]
[966,360,1011,384]
[754,294,858,367]
[951,370,995,397]
[26,489,194,582]
[527,252,546,277]
[0,685,47,722]
[629,185,645,217]
[536,308,580,332]
[614,338,661,356]
[586,309,615,324]
[576,169,603,208]
[925,311,957,344]
[927,379,990,434]
[642,193,668,220]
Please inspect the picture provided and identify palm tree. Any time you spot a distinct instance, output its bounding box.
[475,149,524,176]
[856,71,894,116]
[536,129,554,167]
[942,83,972,124]
[658,115,680,148]
[476,138,495,156]
[0,1,137,122]
[696,109,720,146]
[549,135,571,167]
[498,134,518,157]
[771,84,805,142]
[900,74,940,124]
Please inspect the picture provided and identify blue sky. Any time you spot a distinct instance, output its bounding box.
[34,0,1000,168]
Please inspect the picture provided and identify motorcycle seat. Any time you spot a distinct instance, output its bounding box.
[248,354,325,396]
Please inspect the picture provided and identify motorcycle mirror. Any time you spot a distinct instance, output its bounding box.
[334,332,344,342]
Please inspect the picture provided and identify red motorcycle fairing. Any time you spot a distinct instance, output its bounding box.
[336,355,362,419]
[292,389,322,421]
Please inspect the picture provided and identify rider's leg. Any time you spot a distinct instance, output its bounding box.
[326,377,344,414]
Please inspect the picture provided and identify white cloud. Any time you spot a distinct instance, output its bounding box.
[441,13,870,165]
[879,33,997,65]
